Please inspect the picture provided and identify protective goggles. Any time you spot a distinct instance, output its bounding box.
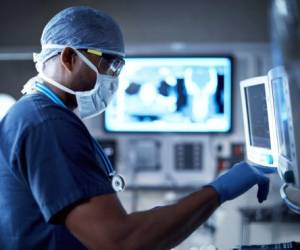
[86,49,125,77]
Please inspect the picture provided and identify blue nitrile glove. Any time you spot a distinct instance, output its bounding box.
[207,161,276,204]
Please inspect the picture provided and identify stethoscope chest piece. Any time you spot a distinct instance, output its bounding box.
[112,174,126,192]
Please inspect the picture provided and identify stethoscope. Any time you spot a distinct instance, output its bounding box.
[34,82,126,192]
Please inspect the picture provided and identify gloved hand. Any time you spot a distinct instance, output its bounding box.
[207,161,276,204]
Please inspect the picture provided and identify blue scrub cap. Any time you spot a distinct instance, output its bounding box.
[34,6,125,64]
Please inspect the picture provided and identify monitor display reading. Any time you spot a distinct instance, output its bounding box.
[271,77,292,161]
[104,56,232,133]
[245,84,271,149]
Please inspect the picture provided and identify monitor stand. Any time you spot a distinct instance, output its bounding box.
[280,183,300,214]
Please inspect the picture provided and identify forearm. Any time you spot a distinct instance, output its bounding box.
[65,162,271,250]
[121,186,219,250]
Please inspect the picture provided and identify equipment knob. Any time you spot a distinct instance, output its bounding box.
[284,170,295,183]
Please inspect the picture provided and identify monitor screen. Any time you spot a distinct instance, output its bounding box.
[271,77,292,161]
[104,56,232,133]
[244,84,271,149]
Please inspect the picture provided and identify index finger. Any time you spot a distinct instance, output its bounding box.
[254,165,277,174]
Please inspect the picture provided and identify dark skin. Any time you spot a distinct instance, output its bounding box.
[41,47,220,250]
[42,47,103,109]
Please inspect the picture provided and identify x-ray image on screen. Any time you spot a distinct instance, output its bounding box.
[104,57,232,133]
[245,84,271,149]
[272,78,292,161]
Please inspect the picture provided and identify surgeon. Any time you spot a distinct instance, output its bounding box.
[0,6,273,250]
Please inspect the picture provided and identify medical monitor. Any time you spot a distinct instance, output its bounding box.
[268,67,300,188]
[240,76,278,167]
[104,56,233,133]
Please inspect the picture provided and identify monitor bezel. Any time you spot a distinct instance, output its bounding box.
[240,75,278,168]
[103,54,234,134]
[268,66,300,188]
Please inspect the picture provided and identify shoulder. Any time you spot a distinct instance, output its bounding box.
[7,93,84,125]
[0,93,90,148]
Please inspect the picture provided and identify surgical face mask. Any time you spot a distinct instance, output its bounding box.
[36,48,119,119]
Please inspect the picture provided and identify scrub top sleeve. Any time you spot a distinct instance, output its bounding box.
[18,118,115,223]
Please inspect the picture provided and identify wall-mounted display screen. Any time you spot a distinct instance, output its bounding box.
[104,56,233,133]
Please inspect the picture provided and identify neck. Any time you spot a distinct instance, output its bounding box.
[40,59,77,110]
[42,80,77,110]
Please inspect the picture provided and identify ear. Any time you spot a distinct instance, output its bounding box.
[60,47,77,73]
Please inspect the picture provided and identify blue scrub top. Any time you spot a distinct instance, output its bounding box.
[0,93,115,249]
